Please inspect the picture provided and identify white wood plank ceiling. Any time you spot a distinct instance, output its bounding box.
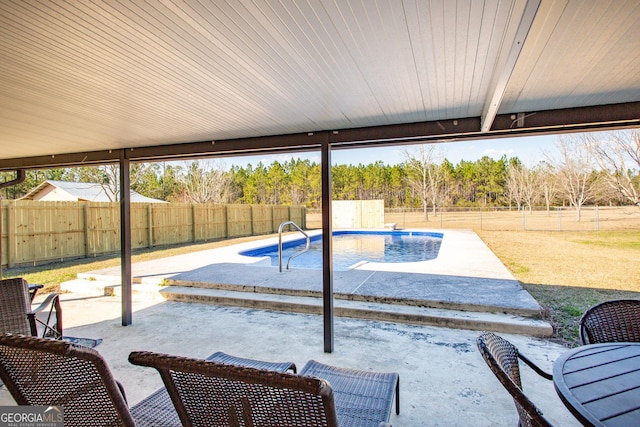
[1,0,639,162]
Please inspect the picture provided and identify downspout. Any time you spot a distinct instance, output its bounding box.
[0,170,27,277]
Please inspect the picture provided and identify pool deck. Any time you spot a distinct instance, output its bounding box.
[63,229,553,336]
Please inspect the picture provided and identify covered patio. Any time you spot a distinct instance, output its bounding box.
[1,1,639,424]
[1,0,639,352]
[1,291,581,426]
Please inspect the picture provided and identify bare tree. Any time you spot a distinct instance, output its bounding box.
[585,130,640,207]
[505,160,525,210]
[546,134,599,221]
[536,161,560,215]
[403,144,444,220]
[76,163,151,201]
[179,160,230,203]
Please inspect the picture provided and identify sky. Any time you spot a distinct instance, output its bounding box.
[219,134,559,170]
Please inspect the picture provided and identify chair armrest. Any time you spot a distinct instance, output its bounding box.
[31,293,59,314]
[27,293,63,338]
[518,351,552,380]
[116,380,128,404]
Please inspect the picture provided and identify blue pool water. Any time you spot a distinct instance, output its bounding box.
[239,230,443,271]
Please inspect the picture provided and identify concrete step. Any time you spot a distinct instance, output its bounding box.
[61,278,118,295]
[61,278,553,336]
[160,285,553,337]
[61,278,165,301]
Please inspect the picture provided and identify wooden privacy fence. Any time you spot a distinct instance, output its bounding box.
[331,200,384,228]
[1,201,305,268]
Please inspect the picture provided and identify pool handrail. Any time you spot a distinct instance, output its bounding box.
[278,221,310,272]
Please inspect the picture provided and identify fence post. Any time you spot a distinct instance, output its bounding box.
[557,207,562,231]
[522,208,526,230]
[191,204,196,242]
[480,207,483,230]
[403,208,406,229]
[251,205,255,235]
[271,205,275,233]
[594,206,599,231]
[7,201,15,268]
[83,203,91,256]
[225,205,232,238]
[301,206,306,229]
[147,204,153,248]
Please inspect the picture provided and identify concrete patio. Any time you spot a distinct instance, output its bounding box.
[1,291,581,426]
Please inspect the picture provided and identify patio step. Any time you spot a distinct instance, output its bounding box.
[60,278,553,336]
[60,278,165,301]
[159,285,553,337]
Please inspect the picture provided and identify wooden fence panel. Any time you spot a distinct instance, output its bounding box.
[193,204,227,241]
[1,200,305,267]
[3,201,86,265]
[272,206,291,231]
[226,205,253,237]
[1,204,6,267]
[85,202,120,257]
[130,203,150,249]
[331,200,384,228]
[151,203,192,246]
[288,206,306,229]
[251,205,272,235]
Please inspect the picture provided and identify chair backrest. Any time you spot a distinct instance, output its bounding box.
[129,350,339,427]
[0,333,136,427]
[0,278,32,335]
[0,278,62,338]
[476,332,552,427]
[579,299,640,344]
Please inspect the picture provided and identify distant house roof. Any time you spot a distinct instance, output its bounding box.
[21,180,166,203]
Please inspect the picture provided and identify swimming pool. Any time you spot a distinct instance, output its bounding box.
[239,230,443,271]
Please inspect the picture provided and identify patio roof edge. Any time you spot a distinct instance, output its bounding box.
[0,101,638,171]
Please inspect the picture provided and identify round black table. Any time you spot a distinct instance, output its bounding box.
[553,342,640,427]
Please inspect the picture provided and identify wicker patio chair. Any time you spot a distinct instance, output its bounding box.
[131,351,297,427]
[0,277,62,339]
[579,299,640,345]
[0,333,171,427]
[476,332,553,427]
[129,351,399,427]
[299,359,399,426]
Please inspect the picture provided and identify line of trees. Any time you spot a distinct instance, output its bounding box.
[2,130,638,221]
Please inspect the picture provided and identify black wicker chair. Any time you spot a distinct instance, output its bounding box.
[579,299,640,345]
[0,278,62,339]
[130,351,298,427]
[476,332,553,427]
[0,333,173,427]
[130,351,399,427]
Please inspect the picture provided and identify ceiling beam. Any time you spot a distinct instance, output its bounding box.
[0,101,638,171]
[481,0,541,133]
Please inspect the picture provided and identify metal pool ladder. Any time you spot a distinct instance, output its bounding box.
[278,221,310,272]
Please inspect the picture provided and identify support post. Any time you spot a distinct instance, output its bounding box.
[119,155,132,326]
[321,136,334,353]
